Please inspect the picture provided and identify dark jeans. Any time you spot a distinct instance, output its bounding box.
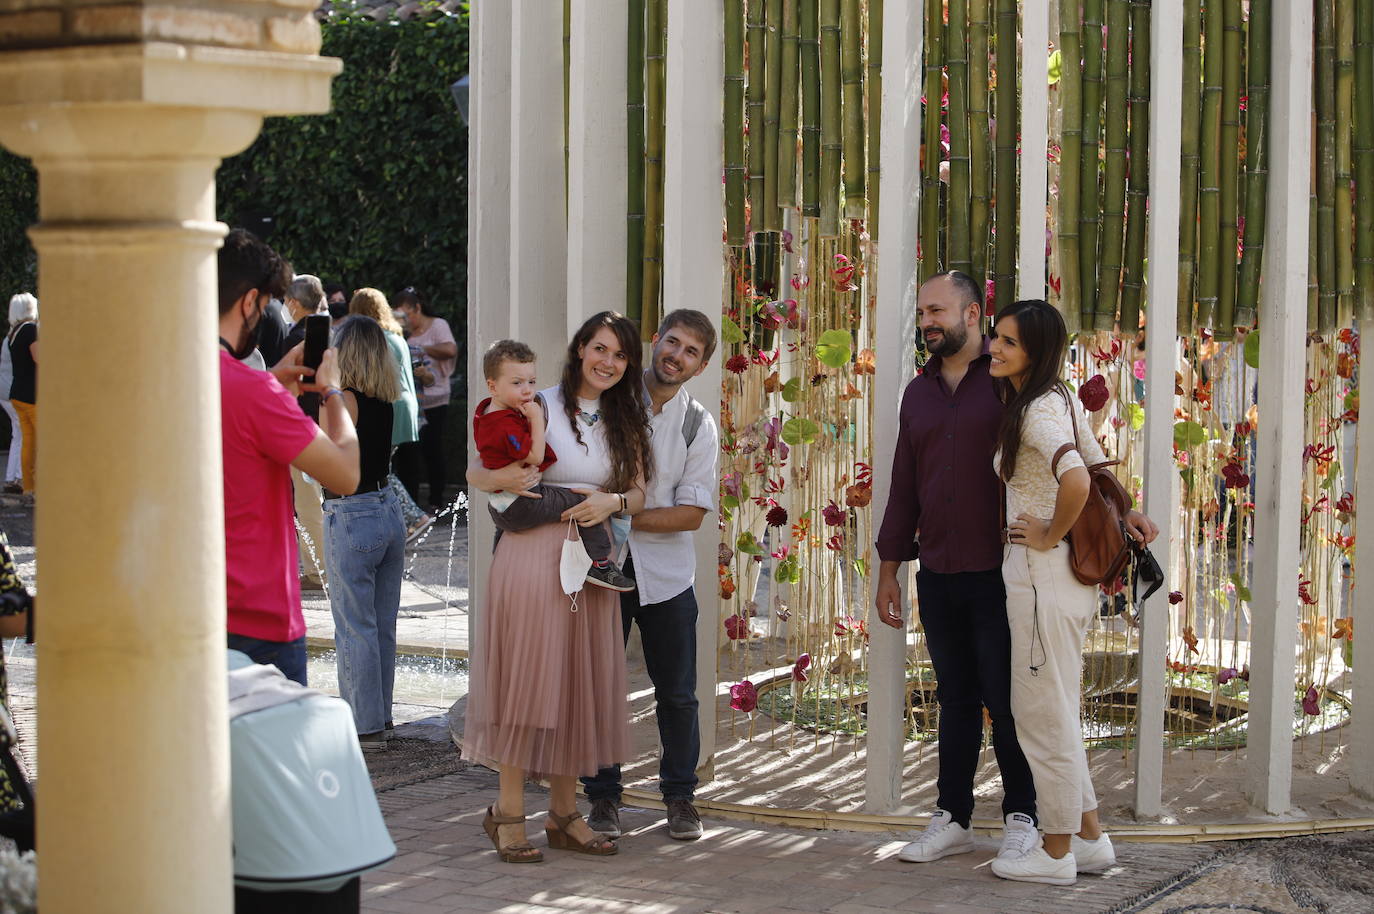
[915,567,1036,827]
[582,554,700,802]
[489,485,609,560]
[395,404,448,511]
[228,634,308,687]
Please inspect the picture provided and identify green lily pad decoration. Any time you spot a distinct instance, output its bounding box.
[1173,420,1208,449]
[781,417,820,446]
[781,377,803,403]
[814,329,853,369]
[1244,330,1260,369]
[736,531,766,555]
[722,317,745,345]
[1128,402,1145,431]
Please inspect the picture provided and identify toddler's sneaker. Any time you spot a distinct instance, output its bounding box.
[897,810,975,863]
[991,843,1076,886]
[1071,832,1116,873]
[998,812,1039,859]
[586,562,636,592]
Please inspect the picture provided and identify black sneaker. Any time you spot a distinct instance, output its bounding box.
[587,797,622,838]
[359,731,387,752]
[665,797,703,840]
[384,720,395,740]
[586,563,636,592]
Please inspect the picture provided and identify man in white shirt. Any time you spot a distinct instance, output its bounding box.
[583,310,719,842]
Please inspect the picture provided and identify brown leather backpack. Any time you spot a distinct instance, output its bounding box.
[1051,408,1134,587]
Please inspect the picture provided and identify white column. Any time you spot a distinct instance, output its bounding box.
[663,0,724,780]
[1017,0,1051,299]
[1353,316,1374,799]
[865,0,922,814]
[464,0,515,691]
[1134,0,1184,819]
[510,0,569,369]
[1247,0,1313,815]
[567,0,629,328]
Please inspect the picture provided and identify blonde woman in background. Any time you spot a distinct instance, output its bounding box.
[0,295,35,495]
[5,294,36,496]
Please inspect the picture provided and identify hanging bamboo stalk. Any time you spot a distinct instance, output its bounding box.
[1315,0,1338,333]
[1097,0,1129,331]
[1118,0,1151,333]
[1178,0,1203,333]
[779,0,801,209]
[1337,0,1356,323]
[920,0,944,279]
[819,0,843,236]
[1236,0,1270,327]
[1059,0,1084,328]
[727,0,748,246]
[1355,0,1374,320]
[1216,0,1242,330]
[867,0,883,238]
[627,0,647,319]
[993,0,1018,302]
[764,0,784,231]
[801,0,821,217]
[969,0,990,286]
[564,0,571,213]
[748,0,767,221]
[642,0,666,330]
[840,0,865,218]
[1079,0,1104,329]
[947,0,972,274]
[1309,190,1320,330]
[1196,0,1223,329]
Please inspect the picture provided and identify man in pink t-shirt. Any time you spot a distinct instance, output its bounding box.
[218,230,361,684]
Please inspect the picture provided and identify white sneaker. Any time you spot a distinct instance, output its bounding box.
[1071,832,1116,873]
[897,810,975,863]
[991,843,1077,886]
[998,812,1039,859]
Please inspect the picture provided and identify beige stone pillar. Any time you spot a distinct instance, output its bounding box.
[0,6,338,911]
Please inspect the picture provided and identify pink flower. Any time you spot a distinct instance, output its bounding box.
[792,653,811,683]
[1133,359,1147,381]
[822,500,846,526]
[1217,667,1238,685]
[730,680,758,713]
[1079,374,1111,412]
[722,472,742,500]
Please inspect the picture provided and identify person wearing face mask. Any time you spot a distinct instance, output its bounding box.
[218,229,361,684]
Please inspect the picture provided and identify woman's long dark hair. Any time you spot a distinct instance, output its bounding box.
[993,299,1071,482]
[559,311,654,493]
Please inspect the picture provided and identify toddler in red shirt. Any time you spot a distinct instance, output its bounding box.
[473,340,635,592]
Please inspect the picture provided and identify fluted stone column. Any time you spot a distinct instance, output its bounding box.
[0,4,338,910]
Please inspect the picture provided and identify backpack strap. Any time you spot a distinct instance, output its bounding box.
[681,394,706,447]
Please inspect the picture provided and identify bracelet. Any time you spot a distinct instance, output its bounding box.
[617,492,627,514]
[321,387,344,403]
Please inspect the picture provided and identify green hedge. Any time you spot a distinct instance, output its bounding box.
[0,152,37,304]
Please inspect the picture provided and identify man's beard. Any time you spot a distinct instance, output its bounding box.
[233,304,265,360]
[651,355,686,387]
[925,322,967,357]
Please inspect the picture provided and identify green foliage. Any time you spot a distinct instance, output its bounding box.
[0,151,37,302]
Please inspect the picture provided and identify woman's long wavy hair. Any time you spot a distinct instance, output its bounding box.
[333,315,401,404]
[993,299,1071,483]
[559,311,654,493]
[348,287,404,335]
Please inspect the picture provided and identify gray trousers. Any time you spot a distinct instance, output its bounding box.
[489,485,611,561]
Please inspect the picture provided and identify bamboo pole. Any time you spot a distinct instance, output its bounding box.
[762,0,785,231]
[969,0,990,286]
[748,0,767,220]
[920,0,944,278]
[1216,0,1242,330]
[947,0,972,274]
[1356,0,1374,320]
[1118,0,1150,333]
[1080,0,1105,329]
[642,0,666,331]
[1316,0,1338,333]
[1059,0,1084,328]
[993,0,1018,302]
[1098,0,1129,331]
[866,0,883,238]
[801,0,821,217]
[1337,0,1356,323]
[1197,0,1222,329]
[627,0,647,319]
[564,0,571,214]
[841,0,865,219]
[1178,0,1202,333]
[1310,190,1320,330]
[1236,0,1270,327]
[779,0,801,209]
[819,0,843,235]
[727,0,748,246]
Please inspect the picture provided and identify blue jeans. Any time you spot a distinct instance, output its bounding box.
[582,554,700,802]
[227,634,308,687]
[915,567,1037,827]
[323,488,406,735]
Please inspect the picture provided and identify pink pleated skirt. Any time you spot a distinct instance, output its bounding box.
[462,521,628,779]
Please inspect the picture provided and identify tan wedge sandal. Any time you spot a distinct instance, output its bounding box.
[482,806,544,864]
[545,809,618,856]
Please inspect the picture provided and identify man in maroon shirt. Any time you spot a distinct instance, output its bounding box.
[876,272,1156,866]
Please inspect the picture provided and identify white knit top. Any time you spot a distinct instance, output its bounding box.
[994,388,1108,522]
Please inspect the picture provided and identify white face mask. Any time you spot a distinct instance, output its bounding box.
[559,520,593,608]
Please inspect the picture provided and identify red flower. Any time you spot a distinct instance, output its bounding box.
[792,653,812,683]
[1168,591,1184,605]
[729,680,758,713]
[1298,574,1318,606]
[766,506,789,527]
[822,500,846,526]
[724,614,749,640]
[1302,685,1321,716]
[1221,462,1250,489]
[1217,667,1238,685]
[1079,374,1111,412]
[725,354,750,374]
